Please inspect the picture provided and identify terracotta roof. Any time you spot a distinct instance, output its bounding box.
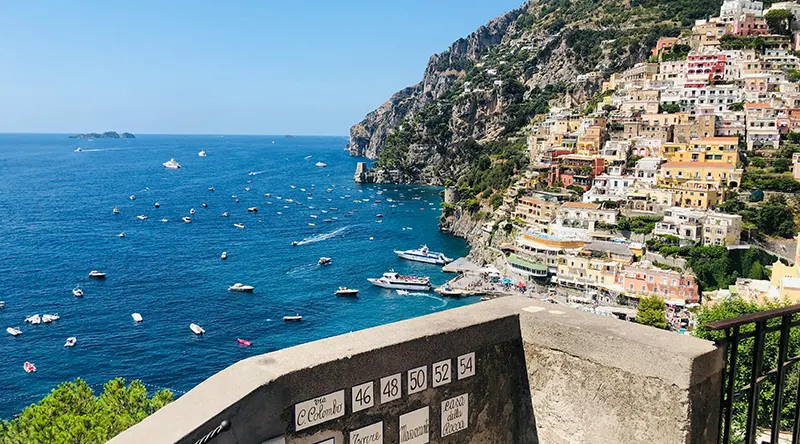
[661,162,737,168]
[694,137,738,143]
[561,202,600,210]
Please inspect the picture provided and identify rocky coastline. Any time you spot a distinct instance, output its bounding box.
[70,131,135,139]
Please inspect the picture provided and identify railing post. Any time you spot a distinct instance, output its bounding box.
[745,320,765,444]
[771,316,791,444]
[721,326,740,444]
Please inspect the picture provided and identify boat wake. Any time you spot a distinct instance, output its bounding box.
[76,148,124,152]
[248,171,266,176]
[294,226,348,246]
[408,292,448,308]
[286,263,317,275]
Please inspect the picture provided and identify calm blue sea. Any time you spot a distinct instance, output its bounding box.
[0,134,471,417]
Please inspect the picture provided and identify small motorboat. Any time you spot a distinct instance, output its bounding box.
[308,223,316,227]
[161,218,169,223]
[283,315,303,321]
[221,212,230,217]
[24,361,36,373]
[182,217,192,223]
[310,215,318,219]
[324,219,332,223]
[318,257,331,265]
[113,207,120,214]
[118,232,126,238]
[247,207,258,213]
[221,251,228,260]
[190,323,205,335]
[209,187,215,192]
[202,202,208,208]
[64,337,77,347]
[396,290,410,296]
[74,147,83,152]
[6,327,21,336]
[237,338,253,346]
[235,199,240,203]
[72,287,84,297]
[0,301,5,309]
[265,193,271,197]
[163,158,182,169]
[334,287,359,297]
[26,314,41,325]
[137,215,148,221]
[198,150,207,157]
[154,202,160,208]
[291,241,299,246]
[228,283,255,293]
[42,314,59,323]
[190,208,196,215]
[377,214,383,218]
[88,270,106,279]
[245,187,251,192]
[234,223,246,229]
[130,195,136,200]
[132,313,143,322]
[315,162,327,168]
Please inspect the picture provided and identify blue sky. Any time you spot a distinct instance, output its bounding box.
[0,1,523,135]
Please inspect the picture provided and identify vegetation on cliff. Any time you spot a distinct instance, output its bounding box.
[69,131,135,139]
[0,378,172,443]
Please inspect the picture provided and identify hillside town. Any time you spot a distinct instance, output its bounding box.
[455,0,800,319]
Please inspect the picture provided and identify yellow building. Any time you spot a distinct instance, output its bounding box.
[576,125,605,156]
[770,237,800,303]
[555,254,620,290]
[658,179,723,210]
[657,137,743,189]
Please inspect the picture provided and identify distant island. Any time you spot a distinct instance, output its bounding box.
[69,131,135,139]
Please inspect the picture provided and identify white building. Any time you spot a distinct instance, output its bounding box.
[583,166,637,203]
[720,0,763,23]
[660,84,744,115]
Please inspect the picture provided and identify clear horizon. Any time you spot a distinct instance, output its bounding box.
[0,0,523,136]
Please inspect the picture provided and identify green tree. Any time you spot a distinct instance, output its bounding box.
[765,9,793,36]
[773,157,791,173]
[730,102,745,112]
[0,378,172,444]
[659,103,681,113]
[636,296,667,329]
[756,195,797,238]
[749,260,767,280]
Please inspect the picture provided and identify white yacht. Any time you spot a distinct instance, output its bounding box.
[190,323,205,335]
[42,314,59,323]
[221,212,230,217]
[221,251,228,260]
[74,147,83,152]
[228,283,255,293]
[160,218,169,223]
[137,215,148,221]
[318,257,331,265]
[247,207,258,213]
[25,314,41,325]
[64,337,77,347]
[190,208,196,215]
[315,161,327,168]
[163,158,182,169]
[198,150,207,157]
[334,287,359,297]
[234,223,245,229]
[182,217,192,223]
[88,270,106,279]
[368,272,431,291]
[6,327,21,336]
[283,315,303,321]
[113,207,120,214]
[394,245,453,266]
[119,232,125,238]
[72,287,84,297]
[132,313,143,322]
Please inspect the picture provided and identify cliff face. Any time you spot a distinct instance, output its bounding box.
[348,7,524,159]
[348,0,721,185]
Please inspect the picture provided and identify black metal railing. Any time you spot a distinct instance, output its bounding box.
[708,304,800,444]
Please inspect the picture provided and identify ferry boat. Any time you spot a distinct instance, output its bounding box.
[367,271,431,291]
[162,158,182,169]
[334,287,359,297]
[394,245,453,266]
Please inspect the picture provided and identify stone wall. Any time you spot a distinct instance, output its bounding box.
[109,299,723,444]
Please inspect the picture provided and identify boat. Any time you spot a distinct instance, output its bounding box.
[190,323,205,335]
[119,232,125,238]
[132,313,143,322]
[376,214,383,218]
[394,245,453,266]
[72,287,84,297]
[113,207,120,214]
[0,301,5,309]
[283,315,303,321]
[74,147,83,152]
[247,207,258,213]
[182,217,192,223]
[334,287,359,297]
[88,270,106,279]
[318,257,331,265]
[163,158,182,169]
[367,271,431,291]
[234,223,245,229]
[198,150,207,157]
[237,338,253,346]
[202,203,208,208]
[228,283,255,293]
[161,218,169,222]
[190,208,196,215]
[308,223,316,227]
[315,162,327,168]
[221,251,228,260]
[64,337,77,347]
[221,212,229,217]
[6,327,21,336]
[24,362,36,373]
[42,314,59,323]
[310,215,318,219]
[324,219,332,223]
[129,195,136,200]
[209,187,215,192]
[137,215,148,221]
[245,187,251,192]
[154,202,160,208]
[25,314,41,325]
[396,289,409,296]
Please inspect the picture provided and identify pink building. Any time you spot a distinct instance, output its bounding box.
[687,54,727,83]
[620,263,700,304]
[733,13,768,36]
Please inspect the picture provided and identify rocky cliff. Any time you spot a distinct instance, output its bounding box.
[348,0,721,186]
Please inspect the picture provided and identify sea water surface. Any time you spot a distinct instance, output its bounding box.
[0,134,472,417]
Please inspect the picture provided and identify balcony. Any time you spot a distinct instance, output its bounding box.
[109,298,723,444]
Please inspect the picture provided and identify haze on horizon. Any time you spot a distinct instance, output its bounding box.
[0,0,523,136]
